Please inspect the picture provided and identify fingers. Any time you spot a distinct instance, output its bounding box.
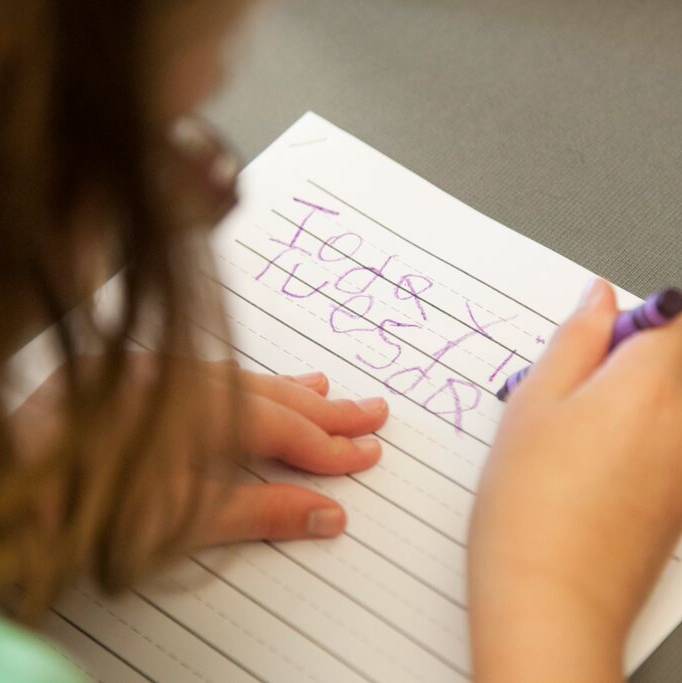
[240,370,388,438]
[242,394,383,475]
[237,368,329,397]
[205,483,346,544]
[206,362,329,396]
[519,279,619,400]
[584,307,682,399]
[286,371,330,396]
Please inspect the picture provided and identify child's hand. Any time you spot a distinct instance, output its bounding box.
[11,357,388,557]
[468,279,682,683]
[201,367,388,545]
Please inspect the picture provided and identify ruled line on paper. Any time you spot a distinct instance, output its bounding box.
[348,474,465,546]
[225,338,475,495]
[223,261,501,450]
[219,332,473,676]
[246,219,536,392]
[223,348,467,632]
[218,281,493,448]
[133,317,478,551]
[269,209,536,363]
[193,541,466,682]
[142,579,328,683]
[234,239,502,396]
[242,456,464,595]
[189,558,379,683]
[266,541,463,649]
[238,461,465,610]
[222,306,483,507]
[198,325,476,496]
[190,300,472,597]
[234,188,549,443]
[30,112,682,681]
[306,179,559,326]
[247,218,533,376]
[195,318,474,542]
[49,609,156,683]
[131,591,264,683]
[71,586,213,683]
[223,310,491,461]
[45,612,109,683]
[286,195,550,347]
[220,349,468,675]
[223,341,470,608]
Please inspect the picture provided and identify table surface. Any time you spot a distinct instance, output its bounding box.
[206,2,682,680]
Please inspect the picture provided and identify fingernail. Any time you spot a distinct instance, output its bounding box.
[579,278,606,310]
[352,436,382,458]
[356,397,387,416]
[307,508,345,538]
[295,372,326,388]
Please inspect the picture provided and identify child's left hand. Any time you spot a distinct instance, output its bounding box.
[199,366,388,546]
[11,356,388,556]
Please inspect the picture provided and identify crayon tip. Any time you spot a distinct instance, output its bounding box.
[496,385,509,402]
[658,288,682,319]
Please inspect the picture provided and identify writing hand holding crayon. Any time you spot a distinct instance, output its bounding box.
[470,279,682,683]
[497,287,682,401]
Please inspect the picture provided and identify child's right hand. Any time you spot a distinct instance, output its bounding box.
[468,279,682,682]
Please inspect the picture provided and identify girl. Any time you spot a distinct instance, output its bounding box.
[2,2,682,681]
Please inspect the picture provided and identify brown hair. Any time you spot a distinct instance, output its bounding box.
[0,1,242,620]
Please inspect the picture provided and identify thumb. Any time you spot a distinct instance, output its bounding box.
[520,279,619,399]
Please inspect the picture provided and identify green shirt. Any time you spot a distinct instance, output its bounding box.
[0,618,86,683]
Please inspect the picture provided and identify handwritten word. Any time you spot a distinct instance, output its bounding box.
[254,196,521,434]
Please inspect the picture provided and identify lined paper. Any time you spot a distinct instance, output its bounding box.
[12,112,682,681]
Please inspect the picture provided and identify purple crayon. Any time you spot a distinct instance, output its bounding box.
[497,287,682,402]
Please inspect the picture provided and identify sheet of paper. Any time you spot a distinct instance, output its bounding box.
[11,112,682,681]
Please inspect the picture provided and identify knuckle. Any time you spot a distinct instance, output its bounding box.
[331,398,363,419]
[259,487,296,537]
[258,509,280,539]
[329,435,350,458]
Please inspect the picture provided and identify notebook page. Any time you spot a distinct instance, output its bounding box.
[13,111,681,681]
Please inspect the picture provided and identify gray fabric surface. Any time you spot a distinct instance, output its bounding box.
[206,1,682,680]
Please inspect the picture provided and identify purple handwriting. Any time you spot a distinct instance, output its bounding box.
[396,275,433,321]
[356,320,420,371]
[318,232,363,262]
[281,263,329,299]
[335,254,396,295]
[423,378,482,434]
[254,196,521,434]
[384,310,513,397]
[257,199,336,294]
[330,294,376,334]
[488,349,517,383]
